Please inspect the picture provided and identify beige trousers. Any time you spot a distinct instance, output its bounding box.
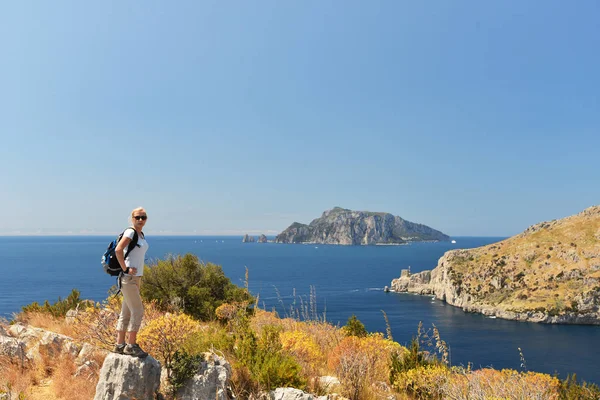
[116,275,144,332]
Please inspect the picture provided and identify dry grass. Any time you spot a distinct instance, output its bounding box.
[0,355,39,398]
[443,206,600,313]
[49,356,98,400]
[14,311,79,338]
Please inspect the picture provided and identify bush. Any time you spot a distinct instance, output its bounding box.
[21,289,91,318]
[342,314,367,338]
[558,374,600,400]
[183,323,235,355]
[281,330,322,364]
[169,351,205,393]
[442,368,560,399]
[235,324,305,392]
[137,313,201,378]
[390,337,429,385]
[329,334,401,400]
[392,364,450,399]
[141,254,253,321]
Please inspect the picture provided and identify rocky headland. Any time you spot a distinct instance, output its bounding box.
[276,207,449,245]
[390,205,600,324]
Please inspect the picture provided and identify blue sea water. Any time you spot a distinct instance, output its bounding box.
[0,236,598,384]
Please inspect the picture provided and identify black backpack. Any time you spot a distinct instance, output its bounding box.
[101,228,139,276]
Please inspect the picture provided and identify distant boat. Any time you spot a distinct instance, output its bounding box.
[488,316,497,319]
[451,240,456,244]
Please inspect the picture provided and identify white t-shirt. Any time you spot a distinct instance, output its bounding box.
[122,228,148,276]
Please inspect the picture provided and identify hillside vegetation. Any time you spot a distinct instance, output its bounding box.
[2,254,599,399]
[443,205,600,319]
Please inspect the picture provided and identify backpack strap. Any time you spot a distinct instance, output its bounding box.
[113,228,142,297]
[123,227,139,260]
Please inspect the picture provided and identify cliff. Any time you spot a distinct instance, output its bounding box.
[276,207,449,245]
[390,205,600,324]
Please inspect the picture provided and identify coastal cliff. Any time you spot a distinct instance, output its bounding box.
[390,205,600,324]
[276,207,449,245]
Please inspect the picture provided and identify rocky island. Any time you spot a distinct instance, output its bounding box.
[276,207,449,245]
[390,205,600,324]
[242,234,255,243]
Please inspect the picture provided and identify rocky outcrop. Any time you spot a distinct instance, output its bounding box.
[269,388,331,400]
[276,207,449,245]
[390,205,600,325]
[176,352,231,400]
[258,234,268,243]
[3,323,94,362]
[94,353,161,400]
[0,321,107,382]
[242,234,255,243]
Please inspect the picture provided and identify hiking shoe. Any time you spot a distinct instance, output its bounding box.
[124,343,148,358]
[112,343,126,354]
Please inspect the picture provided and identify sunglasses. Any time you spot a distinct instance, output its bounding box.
[134,215,147,221]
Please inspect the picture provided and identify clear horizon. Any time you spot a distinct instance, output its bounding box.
[2,2,598,237]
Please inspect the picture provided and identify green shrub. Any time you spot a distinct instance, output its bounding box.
[141,254,253,321]
[389,337,430,383]
[235,324,305,391]
[21,289,90,318]
[342,314,367,338]
[183,324,236,355]
[170,351,205,393]
[558,374,600,400]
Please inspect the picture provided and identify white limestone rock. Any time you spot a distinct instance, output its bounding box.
[0,335,26,360]
[94,353,161,400]
[176,353,231,400]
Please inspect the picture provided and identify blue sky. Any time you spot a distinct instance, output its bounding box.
[1,1,598,236]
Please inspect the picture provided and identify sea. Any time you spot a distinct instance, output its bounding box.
[0,235,598,384]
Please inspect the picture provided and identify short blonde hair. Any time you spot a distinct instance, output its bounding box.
[130,207,147,224]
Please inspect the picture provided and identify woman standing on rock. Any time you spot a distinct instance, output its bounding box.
[113,207,149,358]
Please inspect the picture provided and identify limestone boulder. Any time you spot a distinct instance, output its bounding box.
[270,388,320,400]
[176,353,231,400]
[0,334,26,360]
[39,331,82,358]
[94,353,161,400]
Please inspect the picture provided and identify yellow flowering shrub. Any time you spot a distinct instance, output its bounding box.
[439,368,560,400]
[327,334,403,400]
[138,313,201,377]
[280,330,323,369]
[392,364,450,399]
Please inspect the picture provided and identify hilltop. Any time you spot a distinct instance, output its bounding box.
[276,207,449,245]
[390,205,600,324]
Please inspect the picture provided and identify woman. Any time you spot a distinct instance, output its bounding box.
[113,207,149,358]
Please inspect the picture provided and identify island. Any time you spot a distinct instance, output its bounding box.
[275,207,449,245]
